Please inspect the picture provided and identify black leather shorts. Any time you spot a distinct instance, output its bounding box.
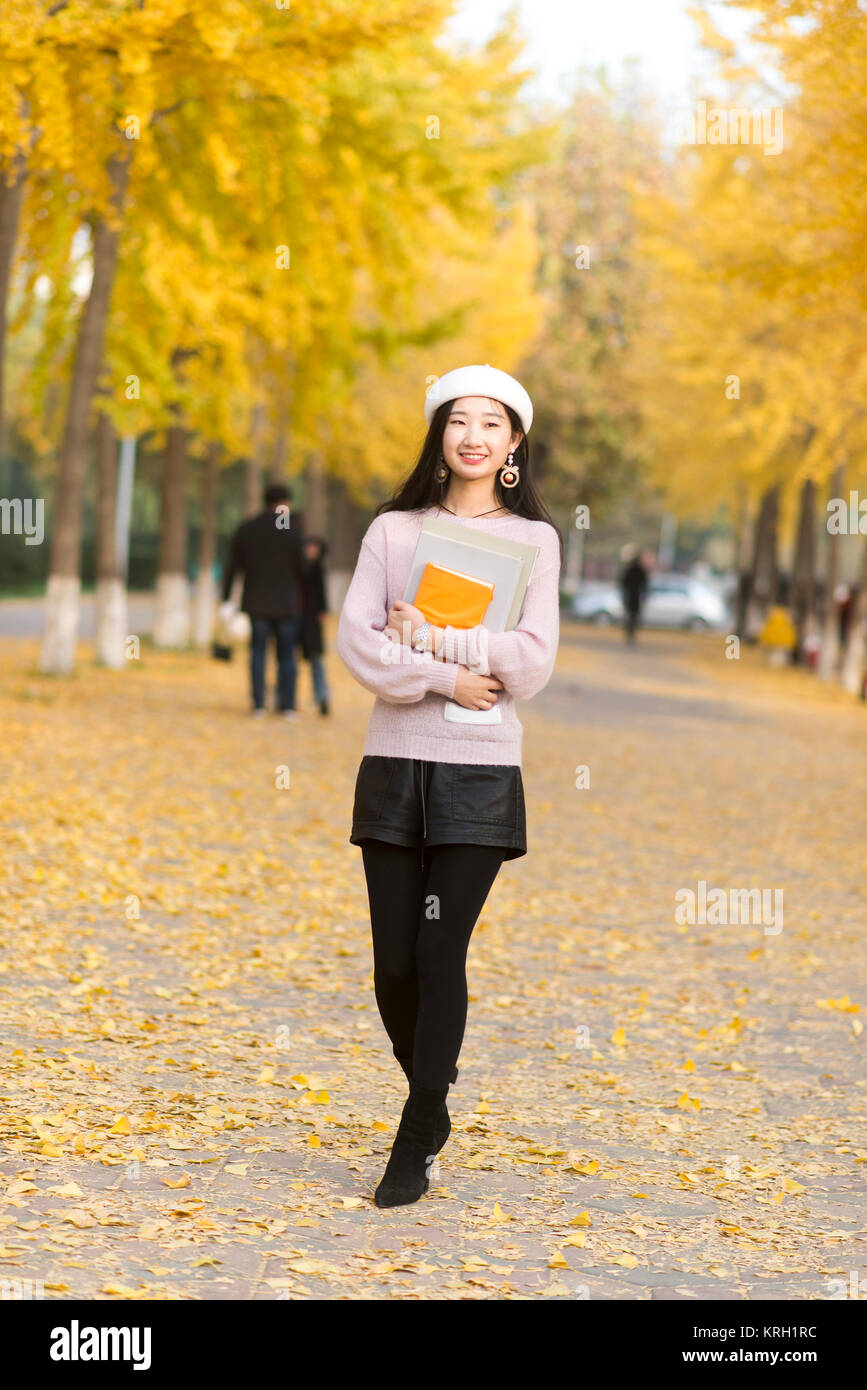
[350,756,527,861]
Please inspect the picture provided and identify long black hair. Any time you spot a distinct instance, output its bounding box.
[375,398,563,563]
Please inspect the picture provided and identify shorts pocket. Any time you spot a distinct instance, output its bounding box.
[353,756,399,822]
[450,764,519,829]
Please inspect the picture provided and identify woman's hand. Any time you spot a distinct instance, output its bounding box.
[386,599,425,645]
[453,666,504,710]
[386,600,445,654]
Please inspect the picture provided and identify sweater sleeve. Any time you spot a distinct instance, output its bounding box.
[438,523,561,701]
[337,520,460,705]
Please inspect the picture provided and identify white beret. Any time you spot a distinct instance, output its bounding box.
[424,363,533,434]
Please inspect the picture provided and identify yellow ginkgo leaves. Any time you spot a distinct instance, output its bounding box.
[816,996,859,1013]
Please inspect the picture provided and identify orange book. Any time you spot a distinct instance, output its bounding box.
[413,561,495,628]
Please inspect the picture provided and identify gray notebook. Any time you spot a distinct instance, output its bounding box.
[408,517,540,631]
[403,517,540,724]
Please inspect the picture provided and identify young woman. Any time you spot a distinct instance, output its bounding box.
[336,364,562,1209]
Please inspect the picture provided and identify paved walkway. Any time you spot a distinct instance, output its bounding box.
[0,620,864,1300]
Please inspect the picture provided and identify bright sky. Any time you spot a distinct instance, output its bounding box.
[447,0,761,113]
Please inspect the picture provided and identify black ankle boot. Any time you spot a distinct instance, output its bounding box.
[395,1055,450,1154]
[374,1083,450,1209]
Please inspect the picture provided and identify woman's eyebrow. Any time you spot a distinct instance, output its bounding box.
[450,410,505,418]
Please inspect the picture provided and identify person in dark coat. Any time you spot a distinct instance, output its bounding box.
[619,545,648,643]
[298,535,331,716]
[220,482,310,717]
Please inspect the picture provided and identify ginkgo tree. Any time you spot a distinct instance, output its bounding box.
[3,0,552,672]
[630,0,867,685]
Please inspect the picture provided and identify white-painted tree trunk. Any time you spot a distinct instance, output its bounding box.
[326,569,351,616]
[744,596,764,642]
[818,612,839,680]
[153,573,190,648]
[192,568,217,647]
[841,619,865,694]
[841,541,867,694]
[40,575,81,675]
[95,576,128,668]
[819,464,845,680]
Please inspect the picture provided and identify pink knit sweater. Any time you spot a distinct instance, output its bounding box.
[336,505,561,766]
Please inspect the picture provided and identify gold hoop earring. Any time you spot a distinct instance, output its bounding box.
[499,451,519,489]
[434,457,449,483]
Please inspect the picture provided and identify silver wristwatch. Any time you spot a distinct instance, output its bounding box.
[411,620,431,653]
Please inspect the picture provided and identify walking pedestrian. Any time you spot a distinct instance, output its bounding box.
[220,482,309,718]
[298,536,331,716]
[619,544,648,643]
[336,364,562,1208]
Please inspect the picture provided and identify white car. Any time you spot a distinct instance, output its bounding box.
[570,574,728,631]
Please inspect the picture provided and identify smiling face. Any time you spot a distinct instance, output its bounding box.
[440,396,523,483]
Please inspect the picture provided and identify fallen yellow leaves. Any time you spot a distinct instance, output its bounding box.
[781,1177,807,1193]
[815,995,859,1013]
[59,1209,97,1229]
[6,1179,37,1196]
[0,636,861,1301]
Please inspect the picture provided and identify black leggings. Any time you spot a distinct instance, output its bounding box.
[360,840,506,1090]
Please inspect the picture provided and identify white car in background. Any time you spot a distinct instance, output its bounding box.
[570,573,728,631]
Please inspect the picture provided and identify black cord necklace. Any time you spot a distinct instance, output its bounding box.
[437,501,509,519]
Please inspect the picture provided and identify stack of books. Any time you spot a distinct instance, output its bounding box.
[402,516,541,724]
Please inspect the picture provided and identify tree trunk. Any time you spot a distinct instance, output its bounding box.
[243,401,267,517]
[272,425,289,485]
[94,409,127,667]
[40,151,130,674]
[0,153,27,455]
[327,474,365,614]
[305,450,328,535]
[733,487,753,639]
[192,441,219,646]
[818,463,845,679]
[790,477,817,663]
[744,485,779,639]
[153,423,190,648]
[841,535,867,695]
[271,364,292,484]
